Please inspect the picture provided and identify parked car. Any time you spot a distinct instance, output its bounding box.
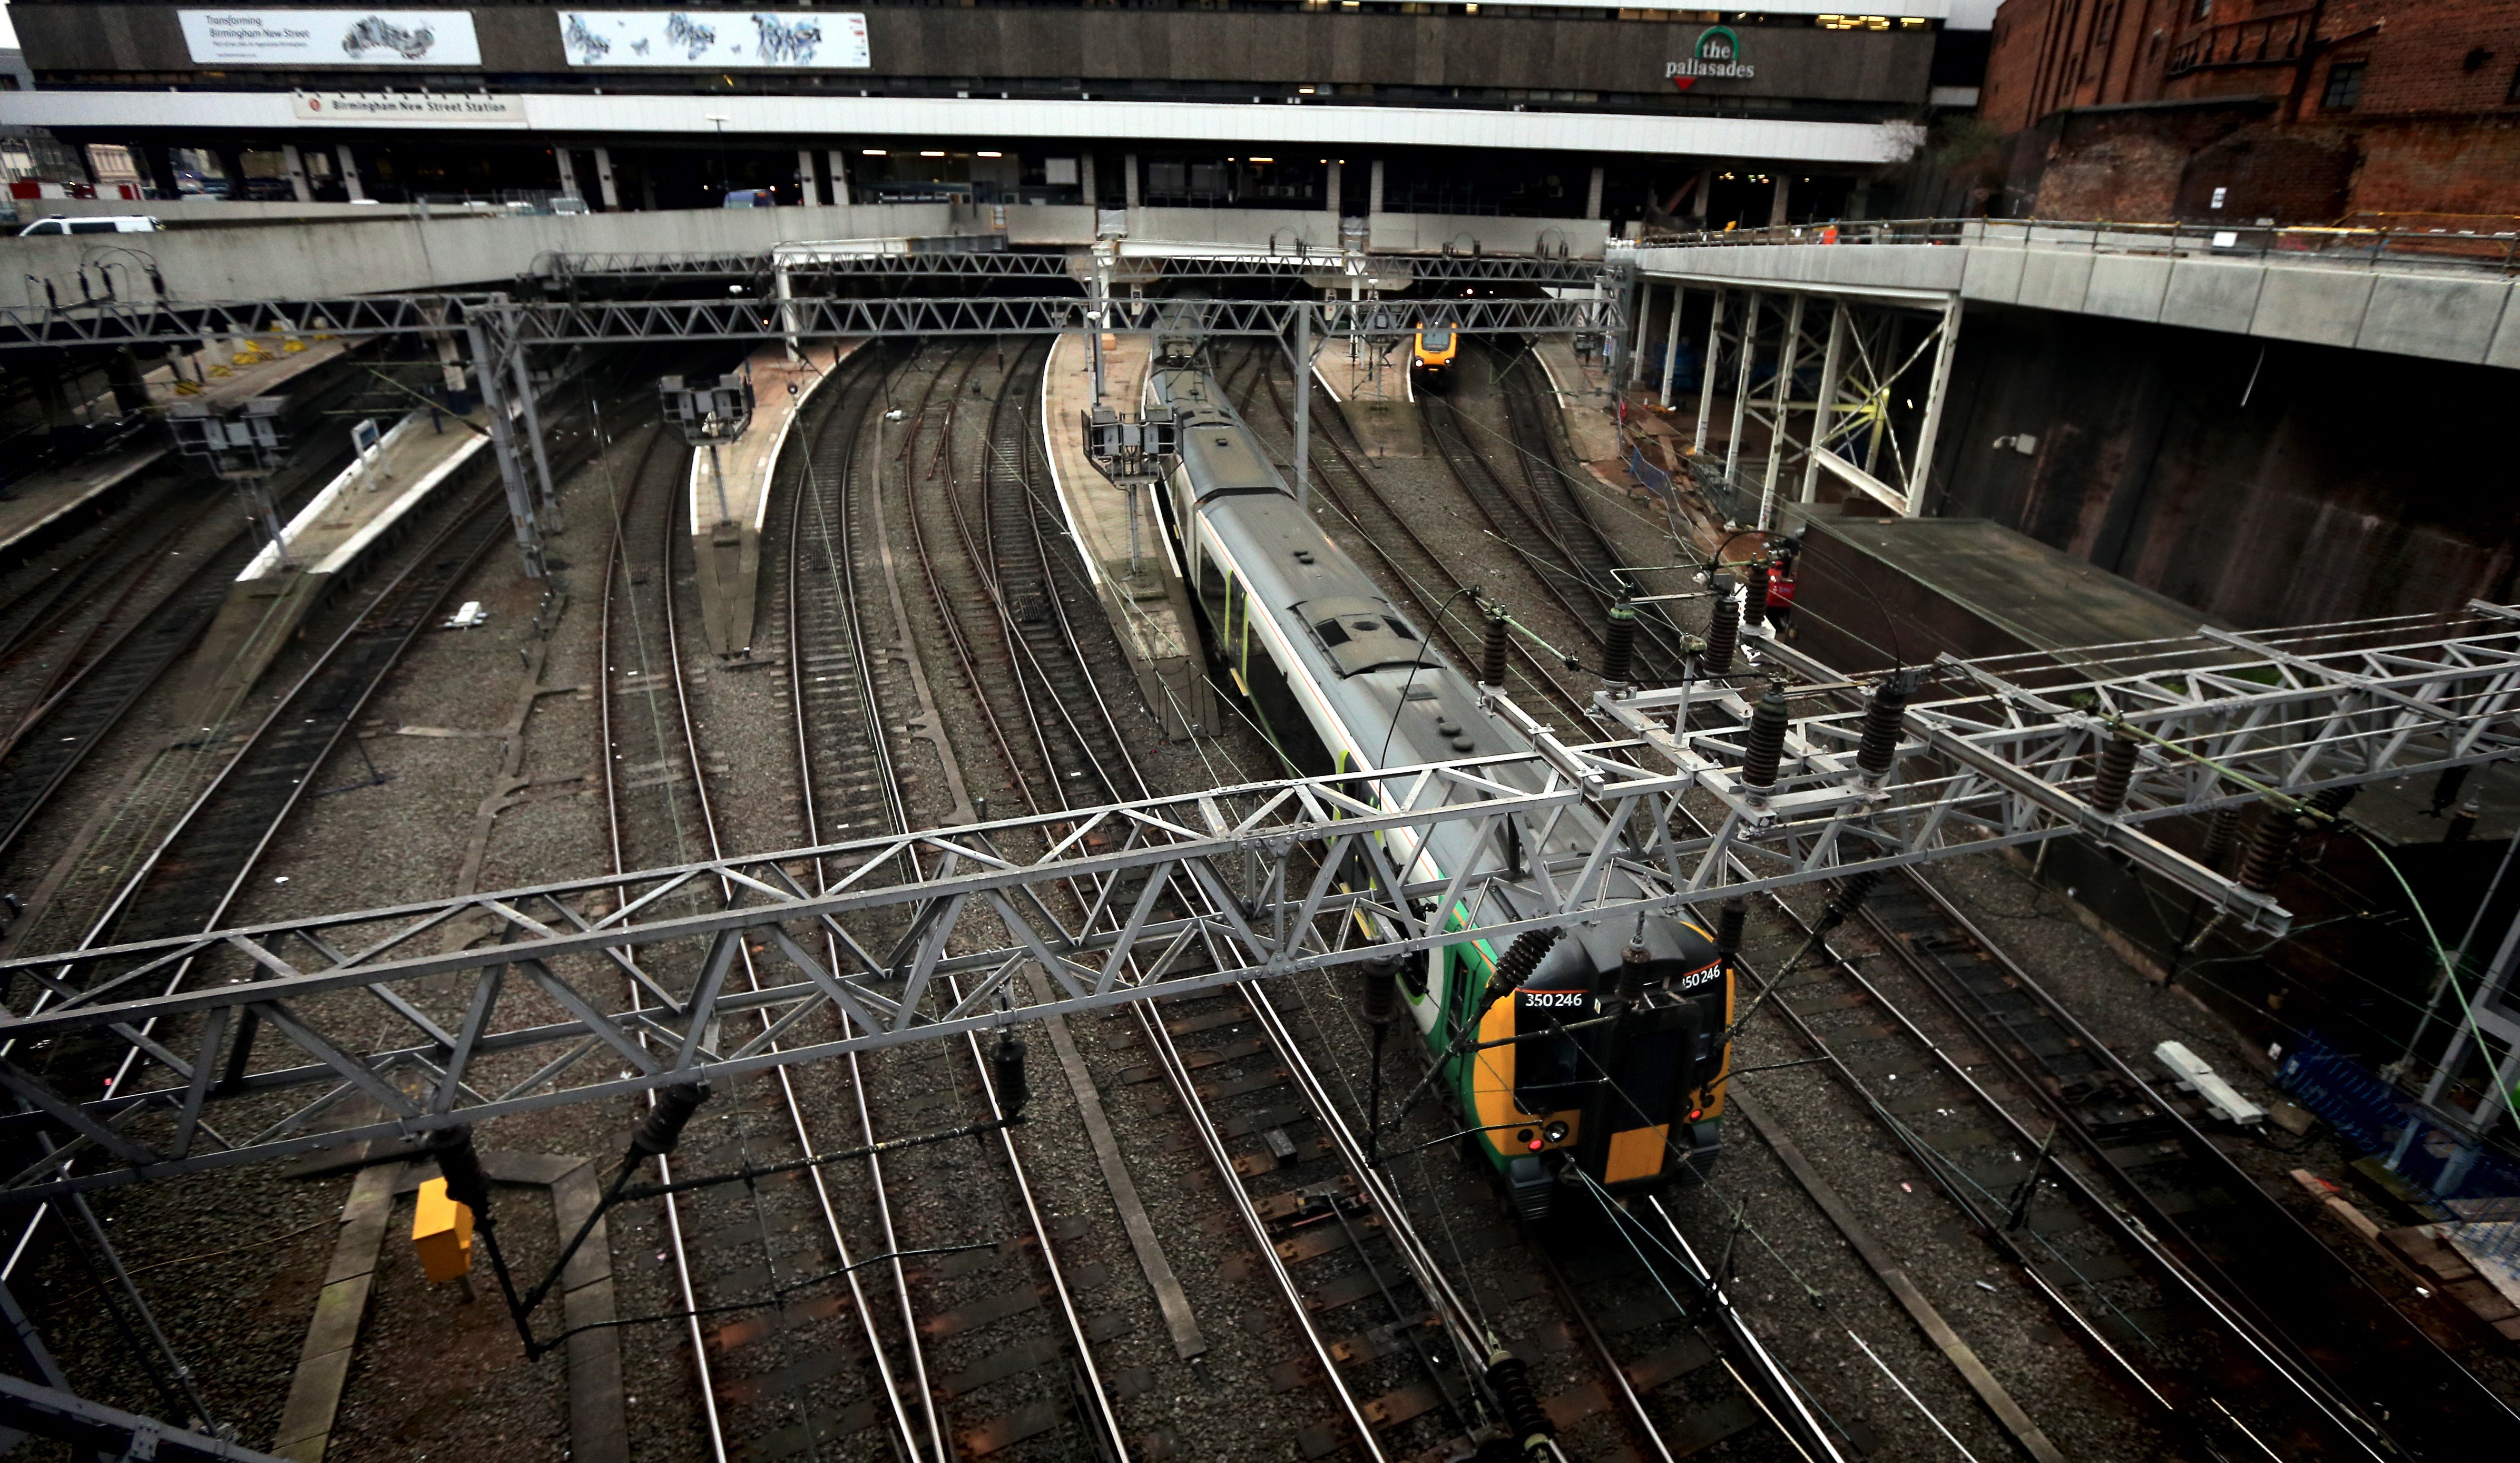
[17,215,163,236]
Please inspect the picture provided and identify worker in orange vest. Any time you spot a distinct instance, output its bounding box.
[1764,548,1799,639]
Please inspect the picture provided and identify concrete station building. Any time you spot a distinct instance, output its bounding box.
[2,1,1992,227]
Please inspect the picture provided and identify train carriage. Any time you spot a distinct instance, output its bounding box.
[1149,359,1730,1218]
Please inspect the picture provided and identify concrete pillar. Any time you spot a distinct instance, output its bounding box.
[1325,159,1341,216]
[1123,152,1139,210]
[826,149,849,207]
[1368,158,1385,215]
[1585,165,1604,221]
[106,349,151,416]
[1768,173,1790,227]
[798,148,822,207]
[1659,282,1684,410]
[554,146,580,201]
[1726,290,1759,482]
[279,143,313,203]
[1081,152,1098,209]
[1848,176,1872,221]
[137,143,181,200]
[1801,301,1849,504]
[1695,287,1723,453]
[1905,297,1965,517]
[334,144,366,203]
[594,146,621,210]
[1626,276,1648,384]
[1758,292,1805,531]
[212,146,246,199]
[1691,167,1711,223]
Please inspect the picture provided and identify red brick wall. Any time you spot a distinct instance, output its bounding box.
[1985,0,2194,131]
[1983,0,2520,221]
[2347,114,2520,215]
[2295,0,2520,119]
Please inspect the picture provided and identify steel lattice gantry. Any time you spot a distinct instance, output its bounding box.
[1621,265,1962,529]
[543,242,1611,287]
[0,292,1616,351]
[0,608,2512,1204]
[0,289,1618,578]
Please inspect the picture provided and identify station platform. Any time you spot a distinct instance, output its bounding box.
[689,342,852,657]
[173,406,489,728]
[1043,331,1216,741]
[0,340,350,562]
[1311,338,1421,459]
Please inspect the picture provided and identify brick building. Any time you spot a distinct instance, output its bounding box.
[1972,0,2520,222]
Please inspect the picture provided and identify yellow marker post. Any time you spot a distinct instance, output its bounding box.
[411,1176,475,1283]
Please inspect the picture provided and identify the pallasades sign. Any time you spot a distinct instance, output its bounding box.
[179,11,482,66]
[291,91,527,125]
[1666,25,1755,90]
[556,11,871,68]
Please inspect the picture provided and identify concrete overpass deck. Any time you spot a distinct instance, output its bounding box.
[4,200,1612,309]
[1624,219,2520,370]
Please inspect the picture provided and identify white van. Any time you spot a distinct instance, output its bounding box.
[17,215,164,237]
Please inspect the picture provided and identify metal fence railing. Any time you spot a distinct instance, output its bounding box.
[1626,216,2520,277]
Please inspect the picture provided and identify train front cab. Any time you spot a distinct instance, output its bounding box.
[1440,924,1731,1222]
[1412,325,1459,386]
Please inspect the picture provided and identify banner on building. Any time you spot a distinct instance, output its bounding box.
[180,11,483,67]
[556,11,870,68]
[291,91,528,126]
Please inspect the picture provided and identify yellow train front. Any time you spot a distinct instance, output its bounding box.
[1411,323,1460,386]
[1419,914,1733,1221]
[1149,359,1732,1224]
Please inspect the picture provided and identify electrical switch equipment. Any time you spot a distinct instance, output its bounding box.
[411,1175,476,1282]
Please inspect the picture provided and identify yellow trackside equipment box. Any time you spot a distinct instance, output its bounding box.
[411,1176,475,1283]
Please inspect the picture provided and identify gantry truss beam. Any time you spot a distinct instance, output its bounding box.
[1632,272,1961,528]
[0,292,1616,351]
[545,244,1609,286]
[0,608,2511,1204]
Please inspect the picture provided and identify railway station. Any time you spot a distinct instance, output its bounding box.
[1,1,2518,1460]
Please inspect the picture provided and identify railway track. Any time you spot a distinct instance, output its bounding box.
[1335,349,2516,1454]
[0,466,201,680]
[0,434,358,871]
[882,339,1131,1462]
[1863,868,2514,1455]
[969,340,1836,1461]
[5,471,507,1089]
[630,341,1125,1463]
[1417,343,1693,680]
[0,451,514,1278]
[1649,643,2520,1458]
[1226,345,1592,729]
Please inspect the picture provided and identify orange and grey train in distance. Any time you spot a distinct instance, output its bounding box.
[1411,322,1460,379]
[1147,358,1732,1223]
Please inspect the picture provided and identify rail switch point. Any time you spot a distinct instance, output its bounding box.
[412,1175,476,1283]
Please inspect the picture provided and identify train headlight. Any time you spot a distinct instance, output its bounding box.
[1543,1121,1570,1145]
